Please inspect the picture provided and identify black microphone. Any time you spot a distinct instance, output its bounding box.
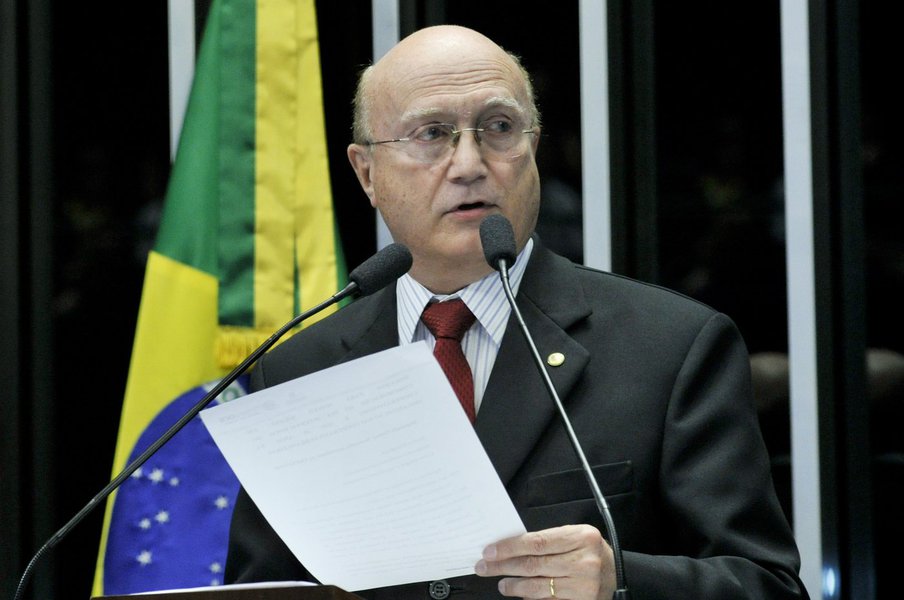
[13,243,413,600]
[479,215,631,600]
[348,241,413,296]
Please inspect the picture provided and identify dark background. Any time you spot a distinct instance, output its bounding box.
[2,1,901,598]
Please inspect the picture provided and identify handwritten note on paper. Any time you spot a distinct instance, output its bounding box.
[200,342,525,591]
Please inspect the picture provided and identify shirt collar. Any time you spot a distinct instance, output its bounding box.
[397,237,534,344]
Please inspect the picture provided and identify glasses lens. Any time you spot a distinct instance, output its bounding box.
[480,126,533,162]
[480,123,520,155]
[397,121,532,163]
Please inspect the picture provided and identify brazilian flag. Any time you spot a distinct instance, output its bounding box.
[92,0,345,594]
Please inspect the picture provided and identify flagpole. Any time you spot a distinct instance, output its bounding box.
[168,0,196,160]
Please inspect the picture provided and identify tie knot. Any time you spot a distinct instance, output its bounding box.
[420,299,476,342]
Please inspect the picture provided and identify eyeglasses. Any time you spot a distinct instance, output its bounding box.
[366,120,537,164]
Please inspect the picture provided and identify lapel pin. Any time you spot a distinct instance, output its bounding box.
[546,352,565,367]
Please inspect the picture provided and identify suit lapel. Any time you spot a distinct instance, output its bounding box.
[475,243,592,486]
[337,286,400,361]
[338,251,592,488]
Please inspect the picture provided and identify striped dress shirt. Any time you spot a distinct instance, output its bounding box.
[397,238,534,413]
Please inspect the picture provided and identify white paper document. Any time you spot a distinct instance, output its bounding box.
[200,342,525,592]
[135,581,315,595]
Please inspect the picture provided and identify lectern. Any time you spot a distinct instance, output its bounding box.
[94,585,363,600]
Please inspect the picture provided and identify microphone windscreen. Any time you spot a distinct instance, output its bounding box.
[348,243,413,296]
[480,214,518,271]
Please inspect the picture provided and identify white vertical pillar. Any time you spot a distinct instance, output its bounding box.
[372,0,399,249]
[578,0,611,271]
[372,0,400,59]
[780,0,824,597]
[167,0,196,161]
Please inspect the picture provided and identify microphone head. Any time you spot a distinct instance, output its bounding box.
[480,214,518,271]
[348,243,413,296]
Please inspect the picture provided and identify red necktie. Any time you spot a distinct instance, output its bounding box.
[420,299,477,423]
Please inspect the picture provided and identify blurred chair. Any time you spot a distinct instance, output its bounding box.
[749,347,904,595]
[867,349,904,599]
[749,351,792,520]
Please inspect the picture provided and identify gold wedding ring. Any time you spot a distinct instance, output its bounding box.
[549,577,556,598]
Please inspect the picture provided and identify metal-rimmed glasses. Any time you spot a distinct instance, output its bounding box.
[366,120,537,163]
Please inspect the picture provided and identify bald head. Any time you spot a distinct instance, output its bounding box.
[345,25,542,293]
[352,26,539,144]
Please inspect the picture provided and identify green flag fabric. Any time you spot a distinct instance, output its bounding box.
[93,0,345,593]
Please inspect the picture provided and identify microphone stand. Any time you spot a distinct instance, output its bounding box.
[495,258,631,600]
[13,282,361,600]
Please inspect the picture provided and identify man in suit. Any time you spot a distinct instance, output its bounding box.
[226,25,807,599]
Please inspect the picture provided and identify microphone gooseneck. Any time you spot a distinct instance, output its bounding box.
[478,217,631,600]
[13,243,412,600]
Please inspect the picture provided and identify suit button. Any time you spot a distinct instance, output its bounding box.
[428,580,451,599]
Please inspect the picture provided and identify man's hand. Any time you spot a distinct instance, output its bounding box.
[474,524,616,599]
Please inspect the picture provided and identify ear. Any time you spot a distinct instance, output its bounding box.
[347,143,377,207]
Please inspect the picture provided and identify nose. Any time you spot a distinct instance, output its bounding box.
[446,129,487,182]
[454,128,482,146]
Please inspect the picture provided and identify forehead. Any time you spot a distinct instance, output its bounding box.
[373,50,530,126]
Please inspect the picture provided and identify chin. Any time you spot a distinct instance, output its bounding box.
[425,241,481,272]
[453,236,486,262]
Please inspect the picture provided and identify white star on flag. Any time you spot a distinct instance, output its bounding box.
[136,550,153,566]
[148,468,165,484]
[169,477,180,486]
[214,496,229,510]
[139,518,151,530]
[155,510,170,524]
[131,468,143,479]
[210,562,222,574]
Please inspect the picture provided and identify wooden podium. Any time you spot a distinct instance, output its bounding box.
[95,585,363,600]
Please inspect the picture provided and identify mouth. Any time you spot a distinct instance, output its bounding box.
[451,201,494,214]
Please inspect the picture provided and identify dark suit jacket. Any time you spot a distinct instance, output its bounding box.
[225,241,807,599]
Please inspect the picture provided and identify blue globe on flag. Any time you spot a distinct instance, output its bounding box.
[103,376,248,594]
